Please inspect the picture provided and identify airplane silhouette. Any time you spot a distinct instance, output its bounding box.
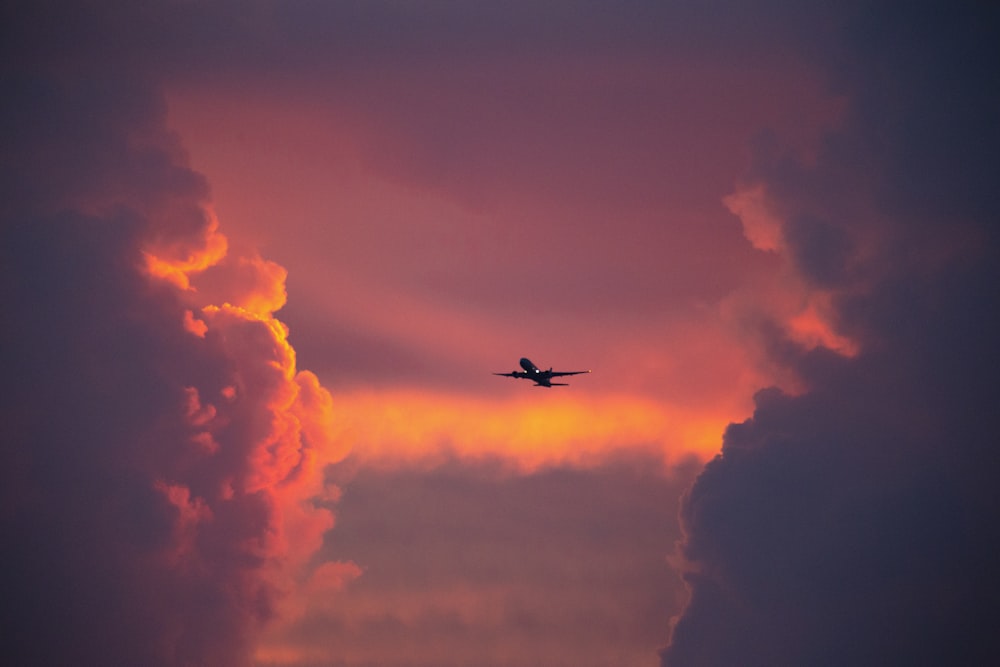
[493,357,590,387]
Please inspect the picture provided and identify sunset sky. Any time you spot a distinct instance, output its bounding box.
[3,2,999,666]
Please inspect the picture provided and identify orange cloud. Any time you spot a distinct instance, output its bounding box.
[140,202,354,654]
[187,288,351,580]
[786,293,858,357]
[724,184,785,253]
[182,308,209,337]
[723,183,860,370]
[191,252,290,317]
[329,390,731,472]
[143,205,228,289]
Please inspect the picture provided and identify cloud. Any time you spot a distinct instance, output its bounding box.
[1,27,346,667]
[15,3,994,666]
[723,185,785,253]
[326,390,728,472]
[663,3,1000,665]
[259,455,701,667]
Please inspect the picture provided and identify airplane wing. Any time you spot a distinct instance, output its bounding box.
[493,372,521,378]
[548,370,591,377]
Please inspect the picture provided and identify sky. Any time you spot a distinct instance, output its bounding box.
[2,2,999,666]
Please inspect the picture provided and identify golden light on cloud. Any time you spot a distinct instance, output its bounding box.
[143,206,228,289]
[330,390,730,471]
[138,200,358,649]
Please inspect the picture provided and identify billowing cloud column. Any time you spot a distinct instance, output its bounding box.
[0,73,348,666]
[663,4,1000,665]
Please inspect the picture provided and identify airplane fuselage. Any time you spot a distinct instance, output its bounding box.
[493,357,590,387]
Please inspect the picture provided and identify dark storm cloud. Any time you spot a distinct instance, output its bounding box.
[664,2,1000,665]
[1,5,342,666]
[0,76,253,665]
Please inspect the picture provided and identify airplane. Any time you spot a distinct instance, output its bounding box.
[493,357,591,387]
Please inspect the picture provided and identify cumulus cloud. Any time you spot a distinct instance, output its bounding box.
[0,15,348,667]
[664,2,1000,665]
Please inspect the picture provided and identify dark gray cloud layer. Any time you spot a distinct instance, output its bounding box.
[1,0,831,79]
[664,2,1000,665]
